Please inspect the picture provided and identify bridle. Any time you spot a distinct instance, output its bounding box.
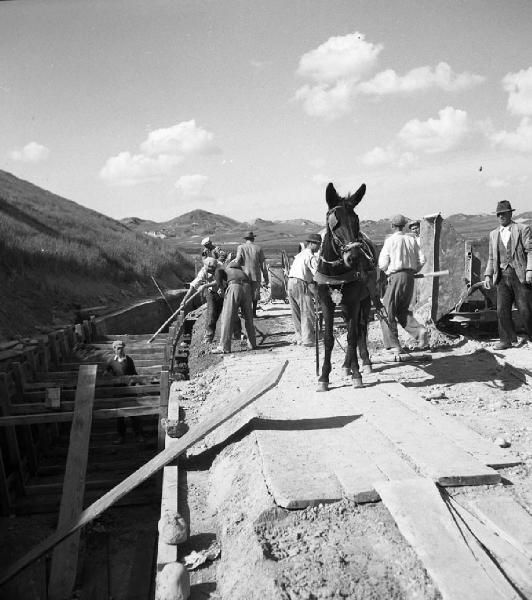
[319,206,375,268]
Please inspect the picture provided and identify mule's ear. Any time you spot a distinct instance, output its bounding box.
[326,182,339,209]
[351,183,366,207]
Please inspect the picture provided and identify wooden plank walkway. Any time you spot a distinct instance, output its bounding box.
[376,479,519,600]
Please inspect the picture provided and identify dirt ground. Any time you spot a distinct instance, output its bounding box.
[177,301,532,600]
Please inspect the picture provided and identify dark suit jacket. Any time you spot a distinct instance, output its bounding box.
[485,221,532,284]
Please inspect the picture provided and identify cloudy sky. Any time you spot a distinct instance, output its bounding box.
[2,0,532,224]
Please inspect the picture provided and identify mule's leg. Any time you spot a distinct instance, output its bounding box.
[358,295,372,374]
[340,305,352,377]
[344,285,363,388]
[317,286,334,392]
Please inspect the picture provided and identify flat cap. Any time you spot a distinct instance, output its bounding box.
[391,214,408,228]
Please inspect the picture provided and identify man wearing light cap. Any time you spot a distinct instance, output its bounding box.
[105,340,144,444]
[378,214,428,354]
[287,233,321,346]
[181,257,223,343]
[200,237,223,260]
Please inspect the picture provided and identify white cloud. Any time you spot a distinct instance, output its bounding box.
[297,32,382,84]
[398,106,470,153]
[174,174,209,197]
[311,173,331,186]
[140,120,219,156]
[486,177,510,188]
[99,152,182,185]
[360,145,417,168]
[490,117,532,152]
[361,145,396,167]
[294,80,355,119]
[359,62,484,95]
[502,67,532,116]
[9,141,50,162]
[309,157,326,169]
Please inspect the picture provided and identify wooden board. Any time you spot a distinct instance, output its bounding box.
[356,390,500,486]
[24,383,160,401]
[449,498,532,597]
[48,364,97,600]
[469,495,532,560]
[256,429,343,508]
[376,479,518,600]
[0,360,288,586]
[157,382,183,570]
[380,381,520,468]
[11,396,160,415]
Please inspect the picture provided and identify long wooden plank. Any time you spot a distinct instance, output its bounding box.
[0,405,160,426]
[343,418,421,482]
[11,396,160,415]
[448,498,532,598]
[356,390,500,486]
[48,364,97,600]
[24,375,159,390]
[24,384,160,401]
[380,381,521,468]
[376,479,518,600]
[156,382,182,570]
[469,495,532,560]
[0,360,287,586]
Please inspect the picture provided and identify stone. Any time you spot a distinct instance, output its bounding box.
[156,562,190,600]
[494,436,511,448]
[158,511,188,544]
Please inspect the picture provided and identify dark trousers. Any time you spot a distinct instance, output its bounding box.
[380,271,424,349]
[496,267,532,344]
[205,290,224,341]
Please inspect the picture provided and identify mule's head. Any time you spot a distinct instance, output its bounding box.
[325,182,366,268]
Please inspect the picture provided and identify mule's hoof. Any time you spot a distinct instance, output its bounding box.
[362,364,373,374]
[341,367,351,377]
[352,377,363,388]
[316,382,329,392]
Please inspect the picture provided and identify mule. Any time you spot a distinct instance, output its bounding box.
[314,182,376,391]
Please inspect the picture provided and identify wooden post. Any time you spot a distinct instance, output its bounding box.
[39,337,50,373]
[82,320,91,343]
[48,333,60,369]
[0,373,25,498]
[46,388,61,409]
[74,324,84,345]
[0,450,10,515]
[157,370,170,451]
[47,364,97,600]
[0,361,288,586]
[11,363,38,474]
[89,316,97,340]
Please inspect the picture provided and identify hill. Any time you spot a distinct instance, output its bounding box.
[0,170,193,340]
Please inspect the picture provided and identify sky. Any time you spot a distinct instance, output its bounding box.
[1,0,532,225]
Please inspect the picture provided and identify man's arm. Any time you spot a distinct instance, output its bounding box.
[127,356,138,376]
[378,238,391,272]
[415,239,426,272]
[259,248,269,285]
[234,245,244,265]
[522,224,532,283]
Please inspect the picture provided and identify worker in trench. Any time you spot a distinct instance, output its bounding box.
[104,340,145,444]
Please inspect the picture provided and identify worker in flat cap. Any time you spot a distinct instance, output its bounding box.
[484,200,532,349]
[200,236,224,260]
[408,220,420,238]
[234,231,269,317]
[212,259,256,354]
[105,340,145,444]
[378,214,428,354]
[287,233,322,346]
[180,256,225,343]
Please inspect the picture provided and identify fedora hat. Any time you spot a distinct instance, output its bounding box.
[243,231,255,239]
[306,233,322,244]
[201,236,211,246]
[495,200,515,214]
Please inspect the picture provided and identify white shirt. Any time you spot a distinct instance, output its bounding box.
[378,231,425,275]
[289,247,318,282]
[499,224,512,246]
[190,261,221,290]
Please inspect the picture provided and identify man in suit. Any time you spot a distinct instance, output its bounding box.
[235,231,269,317]
[484,200,532,349]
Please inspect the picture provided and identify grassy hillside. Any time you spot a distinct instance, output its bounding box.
[0,170,193,340]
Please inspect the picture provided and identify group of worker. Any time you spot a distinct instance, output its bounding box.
[109,199,532,443]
